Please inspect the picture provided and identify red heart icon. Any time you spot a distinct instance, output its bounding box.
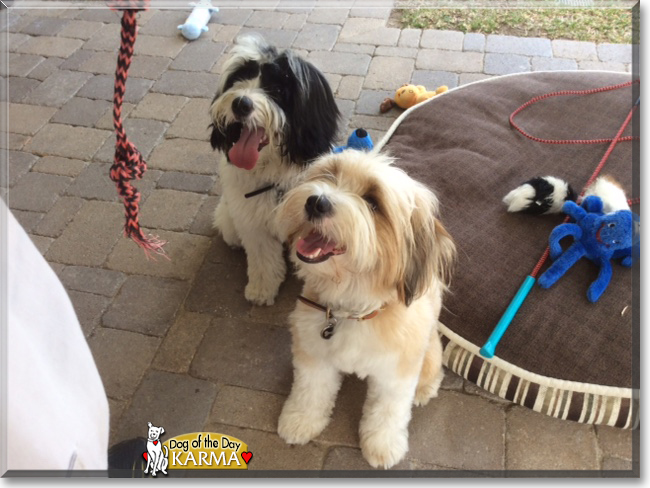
[241,452,252,464]
[153,441,158,445]
[142,452,148,461]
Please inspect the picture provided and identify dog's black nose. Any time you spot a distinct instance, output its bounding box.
[305,195,333,219]
[232,96,254,118]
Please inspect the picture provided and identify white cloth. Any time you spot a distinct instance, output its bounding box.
[4,199,109,471]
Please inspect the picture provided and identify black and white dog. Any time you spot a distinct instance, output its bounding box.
[209,34,340,305]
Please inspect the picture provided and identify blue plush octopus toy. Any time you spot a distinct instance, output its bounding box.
[538,195,638,302]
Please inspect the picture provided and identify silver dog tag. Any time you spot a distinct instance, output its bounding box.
[321,316,338,340]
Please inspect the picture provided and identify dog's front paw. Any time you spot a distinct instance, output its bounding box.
[245,281,277,306]
[414,373,443,406]
[360,427,409,469]
[277,409,329,445]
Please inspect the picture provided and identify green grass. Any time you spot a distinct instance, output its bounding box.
[398,8,633,44]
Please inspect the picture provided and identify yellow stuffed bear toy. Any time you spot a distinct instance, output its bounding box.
[380,84,448,113]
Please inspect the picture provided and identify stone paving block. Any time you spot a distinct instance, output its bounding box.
[208,385,285,434]
[283,12,308,31]
[108,398,128,447]
[459,72,493,86]
[440,368,464,391]
[322,446,413,471]
[602,457,634,471]
[28,234,54,255]
[577,60,627,72]
[339,18,399,46]
[307,50,371,76]
[398,28,421,48]
[67,289,111,337]
[200,422,326,471]
[132,93,187,123]
[106,229,211,280]
[595,425,633,460]
[95,102,135,130]
[32,156,87,178]
[34,196,84,238]
[336,75,363,100]
[59,265,126,298]
[148,138,218,174]
[421,29,464,51]
[463,32,486,52]
[462,381,512,406]
[416,49,483,73]
[15,35,83,58]
[45,200,124,266]
[139,189,205,232]
[212,24,241,44]
[115,370,218,444]
[408,390,505,470]
[189,195,219,235]
[355,89,394,116]
[349,6,392,19]
[486,34,552,57]
[77,50,122,76]
[245,10,290,29]
[214,9,254,26]
[276,0,316,13]
[349,114,394,132]
[363,56,414,90]
[152,311,211,374]
[94,118,167,163]
[6,151,38,188]
[59,49,95,71]
[307,7,349,25]
[22,70,93,107]
[57,20,104,40]
[166,98,212,140]
[332,42,375,55]
[484,52,531,75]
[2,133,30,151]
[26,57,65,81]
[26,123,111,160]
[598,43,632,63]
[374,46,417,58]
[77,74,153,104]
[76,9,122,24]
[246,272,303,328]
[4,53,43,77]
[103,275,189,337]
[210,52,231,75]
[152,71,220,98]
[505,406,598,470]
[191,318,293,395]
[21,16,70,36]
[171,40,226,72]
[411,70,458,89]
[8,172,71,213]
[64,163,118,201]
[51,97,111,127]
[7,77,40,103]
[7,103,57,135]
[294,23,340,51]
[10,210,44,234]
[552,39,598,61]
[7,33,32,52]
[336,98,355,128]
[531,56,578,72]
[158,172,215,194]
[88,327,161,400]
[237,28,298,50]
[81,23,121,52]
[4,13,33,34]
[138,9,188,37]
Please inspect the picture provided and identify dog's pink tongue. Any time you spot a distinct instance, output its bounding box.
[297,231,337,255]
[228,127,265,170]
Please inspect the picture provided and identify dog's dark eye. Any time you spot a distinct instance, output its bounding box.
[363,195,379,211]
[608,223,616,228]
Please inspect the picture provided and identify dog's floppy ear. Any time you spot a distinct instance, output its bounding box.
[160,427,165,435]
[148,422,152,428]
[397,185,456,306]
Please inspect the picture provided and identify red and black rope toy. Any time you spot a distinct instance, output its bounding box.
[108,0,166,257]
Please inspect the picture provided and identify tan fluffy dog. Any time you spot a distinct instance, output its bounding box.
[275,150,456,469]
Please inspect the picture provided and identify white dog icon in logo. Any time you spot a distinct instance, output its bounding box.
[143,422,168,477]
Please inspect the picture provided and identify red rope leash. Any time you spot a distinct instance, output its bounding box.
[108,0,166,258]
[509,81,640,278]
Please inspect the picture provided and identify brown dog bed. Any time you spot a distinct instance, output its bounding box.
[379,71,638,428]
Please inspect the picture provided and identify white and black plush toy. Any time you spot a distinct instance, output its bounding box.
[503,176,576,215]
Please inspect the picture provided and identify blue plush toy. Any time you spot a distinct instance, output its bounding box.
[178,1,218,41]
[538,195,637,302]
[333,128,374,153]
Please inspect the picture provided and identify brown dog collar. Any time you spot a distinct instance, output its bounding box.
[297,295,383,339]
